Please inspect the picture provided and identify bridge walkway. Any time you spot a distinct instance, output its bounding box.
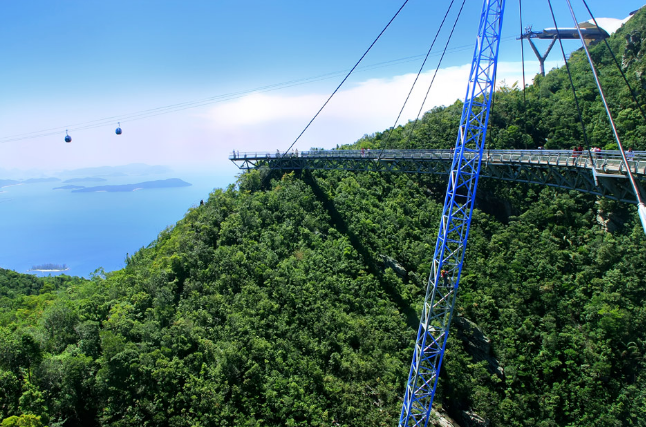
[230,149,646,204]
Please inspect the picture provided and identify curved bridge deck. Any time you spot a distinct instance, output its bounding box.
[230,149,646,204]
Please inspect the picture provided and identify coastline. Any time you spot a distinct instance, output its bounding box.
[1,171,234,278]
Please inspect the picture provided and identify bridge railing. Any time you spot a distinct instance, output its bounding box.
[229,149,646,174]
[228,149,455,160]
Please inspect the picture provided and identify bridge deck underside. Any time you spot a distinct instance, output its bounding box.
[231,151,646,204]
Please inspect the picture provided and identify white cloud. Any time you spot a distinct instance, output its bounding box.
[205,60,558,154]
[587,17,631,34]
[208,64,472,129]
[1,59,561,173]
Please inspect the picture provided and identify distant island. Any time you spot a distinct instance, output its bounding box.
[0,179,19,188]
[59,163,172,178]
[23,178,60,184]
[63,177,107,183]
[53,185,86,190]
[1,177,60,188]
[28,263,69,272]
[71,178,191,193]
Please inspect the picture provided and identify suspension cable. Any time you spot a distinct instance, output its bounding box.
[401,0,468,152]
[546,0,591,151]
[282,0,411,155]
[519,0,526,103]
[564,0,646,215]
[580,0,646,123]
[487,80,498,149]
[375,0,461,158]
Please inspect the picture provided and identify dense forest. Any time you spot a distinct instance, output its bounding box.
[2,8,646,427]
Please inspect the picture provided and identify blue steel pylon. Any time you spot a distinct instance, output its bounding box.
[399,0,505,425]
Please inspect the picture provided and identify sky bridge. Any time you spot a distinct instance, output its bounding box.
[230,149,646,204]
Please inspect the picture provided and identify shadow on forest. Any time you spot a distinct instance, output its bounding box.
[303,171,420,331]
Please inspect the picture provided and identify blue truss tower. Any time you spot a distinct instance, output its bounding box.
[399,1,506,425]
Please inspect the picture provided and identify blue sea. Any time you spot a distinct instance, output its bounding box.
[0,170,237,277]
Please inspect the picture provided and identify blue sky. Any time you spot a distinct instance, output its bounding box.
[1,0,644,175]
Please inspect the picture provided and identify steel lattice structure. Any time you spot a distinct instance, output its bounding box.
[399,0,505,425]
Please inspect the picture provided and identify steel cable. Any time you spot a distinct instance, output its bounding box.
[519,0,526,103]
[565,0,645,207]
[580,0,646,123]
[546,0,591,151]
[376,0,459,156]
[282,0,411,155]
[378,0,467,159]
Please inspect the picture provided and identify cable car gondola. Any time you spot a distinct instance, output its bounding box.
[64,130,72,143]
[115,122,122,135]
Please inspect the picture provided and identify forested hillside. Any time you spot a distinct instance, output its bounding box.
[2,9,646,427]
[354,8,646,153]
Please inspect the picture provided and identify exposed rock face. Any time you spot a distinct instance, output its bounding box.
[595,202,628,233]
[453,316,504,379]
[458,410,490,427]
[596,211,615,233]
[433,316,502,427]
[428,406,489,427]
[429,409,461,427]
[380,254,407,278]
[623,31,642,69]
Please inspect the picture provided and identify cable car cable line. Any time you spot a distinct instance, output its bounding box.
[2,66,401,143]
[1,34,516,144]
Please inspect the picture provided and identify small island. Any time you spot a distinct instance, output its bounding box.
[28,263,69,272]
[63,177,107,183]
[0,179,20,188]
[71,178,191,193]
[23,178,60,184]
[1,177,60,188]
[53,185,86,190]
